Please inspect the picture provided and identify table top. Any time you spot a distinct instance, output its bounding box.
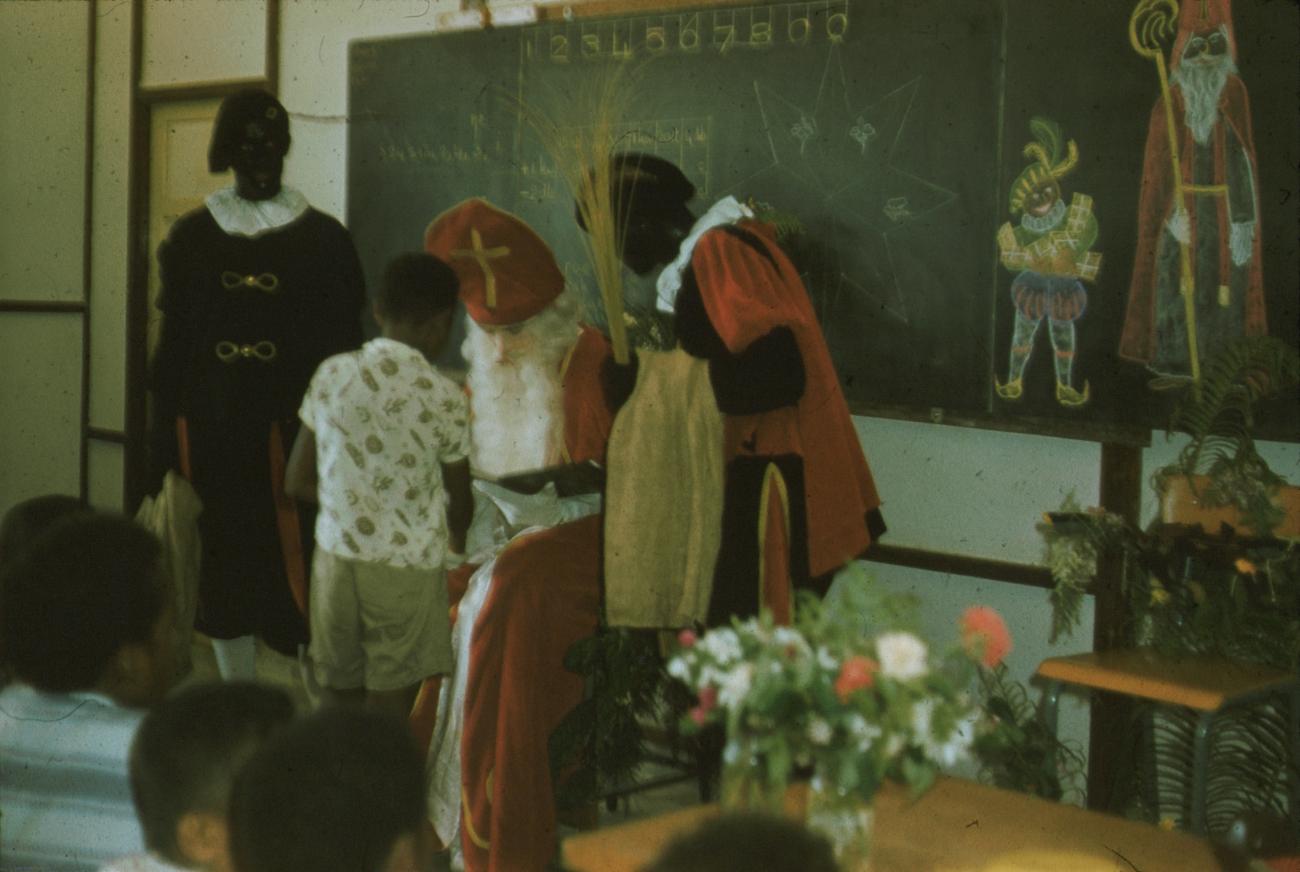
[561,777,1223,872]
[1037,648,1298,711]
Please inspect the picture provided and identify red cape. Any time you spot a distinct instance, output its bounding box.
[692,220,883,577]
[560,325,613,466]
[457,327,613,872]
[1119,74,1266,364]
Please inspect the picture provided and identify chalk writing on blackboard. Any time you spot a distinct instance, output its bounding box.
[514,116,714,204]
[522,2,852,64]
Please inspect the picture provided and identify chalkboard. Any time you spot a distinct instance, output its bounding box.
[347,0,1298,436]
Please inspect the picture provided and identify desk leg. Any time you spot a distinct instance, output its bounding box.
[1042,679,1062,739]
[1190,711,1213,835]
[1290,684,1300,834]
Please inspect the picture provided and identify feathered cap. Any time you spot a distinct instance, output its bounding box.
[1009,117,1078,213]
[424,198,565,327]
[208,89,290,173]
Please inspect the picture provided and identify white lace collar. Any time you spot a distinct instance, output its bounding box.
[1019,198,1067,235]
[205,185,310,238]
[655,196,754,314]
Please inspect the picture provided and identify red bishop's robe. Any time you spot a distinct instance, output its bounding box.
[1119,74,1266,366]
[455,324,611,872]
[692,220,883,581]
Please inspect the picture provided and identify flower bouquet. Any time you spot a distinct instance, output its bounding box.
[667,566,1011,861]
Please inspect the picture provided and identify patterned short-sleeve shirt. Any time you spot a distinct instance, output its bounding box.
[300,337,469,569]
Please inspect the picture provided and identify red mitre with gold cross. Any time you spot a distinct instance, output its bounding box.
[1171,0,1237,67]
[424,198,565,327]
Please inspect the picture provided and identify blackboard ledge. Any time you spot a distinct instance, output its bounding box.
[850,402,1152,448]
[863,543,1057,591]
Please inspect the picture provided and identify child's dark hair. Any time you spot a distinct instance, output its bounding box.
[0,494,87,570]
[130,681,295,864]
[229,706,426,872]
[0,512,165,691]
[375,251,459,324]
[640,812,840,872]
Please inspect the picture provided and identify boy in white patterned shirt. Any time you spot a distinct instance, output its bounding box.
[286,252,472,722]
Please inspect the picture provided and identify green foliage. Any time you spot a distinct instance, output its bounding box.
[1137,537,1300,670]
[1039,513,1300,836]
[1162,335,1300,536]
[973,664,1086,803]
[667,567,996,807]
[1131,703,1294,834]
[1039,494,1129,643]
[548,627,667,810]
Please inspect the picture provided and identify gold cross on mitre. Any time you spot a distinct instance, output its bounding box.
[451,227,510,310]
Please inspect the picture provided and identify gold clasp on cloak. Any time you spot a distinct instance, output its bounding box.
[220,271,281,293]
[215,340,278,363]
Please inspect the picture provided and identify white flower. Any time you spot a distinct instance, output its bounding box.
[666,657,691,681]
[816,645,838,671]
[846,714,882,752]
[699,665,725,690]
[876,632,928,681]
[807,718,833,746]
[923,708,977,769]
[717,662,755,710]
[700,628,743,665]
[910,698,936,743]
[885,733,906,757]
[723,740,741,765]
[935,712,977,769]
[773,626,811,658]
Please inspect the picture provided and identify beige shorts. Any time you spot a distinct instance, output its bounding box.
[308,549,452,692]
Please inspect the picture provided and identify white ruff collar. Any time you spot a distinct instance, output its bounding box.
[1019,198,1067,235]
[205,185,310,238]
[655,196,754,314]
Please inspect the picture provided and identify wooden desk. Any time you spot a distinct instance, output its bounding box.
[561,778,1222,871]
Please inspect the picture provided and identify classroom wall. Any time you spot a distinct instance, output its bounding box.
[5,0,1299,797]
[0,0,90,514]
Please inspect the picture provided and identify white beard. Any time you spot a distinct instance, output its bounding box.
[462,292,580,478]
[1173,48,1235,146]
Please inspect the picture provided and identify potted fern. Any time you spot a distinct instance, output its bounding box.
[1156,336,1300,539]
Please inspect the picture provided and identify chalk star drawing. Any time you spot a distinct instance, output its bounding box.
[748,44,957,324]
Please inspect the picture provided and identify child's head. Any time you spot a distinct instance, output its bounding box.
[0,494,88,682]
[130,681,295,872]
[0,493,87,569]
[640,812,840,872]
[373,252,459,362]
[0,512,175,707]
[230,706,433,872]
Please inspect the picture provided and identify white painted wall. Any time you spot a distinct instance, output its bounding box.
[87,0,136,511]
[0,0,88,304]
[0,0,89,517]
[141,0,268,87]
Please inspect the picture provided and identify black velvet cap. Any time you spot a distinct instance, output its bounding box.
[208,88,290,173]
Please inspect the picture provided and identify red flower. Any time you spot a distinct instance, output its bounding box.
[960,606,1012,668]
[697,685,718,713]
[689,706,709,726]
[677,628,698,648]
[834,655,878,702]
